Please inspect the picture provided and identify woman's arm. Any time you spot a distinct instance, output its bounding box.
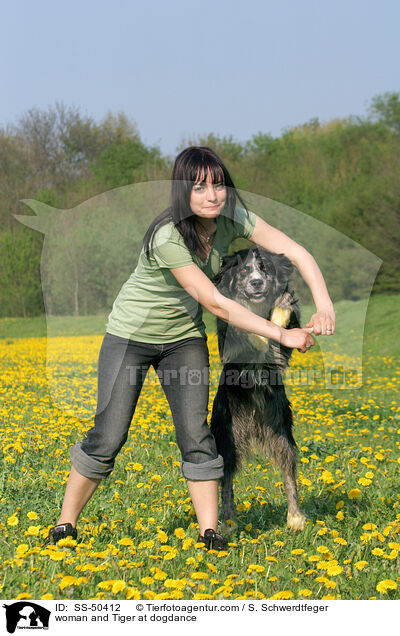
[248,215,336,335]
[170,264,314,353]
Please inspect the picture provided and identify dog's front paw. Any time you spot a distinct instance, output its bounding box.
[275,291,295,310]
[287,511,306,531]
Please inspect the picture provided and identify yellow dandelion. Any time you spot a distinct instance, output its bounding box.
[192,593,213,600]
[299,589,313,597]
[348,489,361,500]
[98,580,118,591]
[317,546,330,554]
[131,463,143,471]
[59,576,79,590]
[141,577,154,586]
[182,537,194,550]
[190,571,209,580]
[362,523,377,530]
[334,537,347,545]
[15,593,32,600]
[174,528,185,539]
[7,515,18,527]
[48,551,65,561]
[112,581,126,594]
[376,580,397,594]
[247,564,265,573]
[354,561,368,571]
[157,530,168,543]
[118,537,134,546]
[326,565,343,576]
[164,579,187,590]
[27,511,38,520]
[57,538,77,548]
[126,587,141,599]
[164,549,178,560]
[269,590,294,600]
[291,549,305,556]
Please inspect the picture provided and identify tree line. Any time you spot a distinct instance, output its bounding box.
[0,92,399,317]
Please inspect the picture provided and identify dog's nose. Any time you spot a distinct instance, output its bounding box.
[250,278,264,289]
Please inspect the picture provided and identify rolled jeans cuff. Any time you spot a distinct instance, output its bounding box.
[180,454,224,480]
[70,442,114,479]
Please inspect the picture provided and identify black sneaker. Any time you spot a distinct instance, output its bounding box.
[197,528,228,551]
[43,523,77,547]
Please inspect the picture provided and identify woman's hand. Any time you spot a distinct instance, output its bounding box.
[280,327,315,353]
[305,303,336,336]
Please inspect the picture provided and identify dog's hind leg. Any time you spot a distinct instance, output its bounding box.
[264,423,306,531]
[281,445,306,531]
[220,470,237,528]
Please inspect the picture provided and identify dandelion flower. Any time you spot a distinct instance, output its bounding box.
[269,590,293,600]
[354,561,368,571]
[112,581,126,594]
[7,515,18,526]
[376,580,397,594]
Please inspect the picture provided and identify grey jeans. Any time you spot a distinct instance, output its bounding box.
[70,332,224,480]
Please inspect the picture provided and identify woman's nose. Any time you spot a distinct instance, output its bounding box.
[206,185,217,200]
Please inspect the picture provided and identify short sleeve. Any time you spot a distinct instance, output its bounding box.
[232,206,257,239]
[152,223,195,269]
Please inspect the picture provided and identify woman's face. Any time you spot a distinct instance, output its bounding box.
[189,170,227,220]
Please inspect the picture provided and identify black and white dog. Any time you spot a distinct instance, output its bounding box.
[210,247,306,531]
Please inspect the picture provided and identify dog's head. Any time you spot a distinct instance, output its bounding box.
[214,248,300,367]
[214,248,294,310]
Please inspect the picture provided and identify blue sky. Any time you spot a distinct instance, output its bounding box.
[2,0,399,157]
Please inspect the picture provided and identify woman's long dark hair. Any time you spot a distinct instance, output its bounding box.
[142,146,250,262]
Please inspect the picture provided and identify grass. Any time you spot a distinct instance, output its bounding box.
[0,294,399,600]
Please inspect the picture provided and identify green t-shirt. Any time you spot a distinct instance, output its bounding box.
[105,205,257,343]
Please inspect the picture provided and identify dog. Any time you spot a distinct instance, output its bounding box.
[210,247,306,532]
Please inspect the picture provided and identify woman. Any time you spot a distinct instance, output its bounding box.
[45,146,335,550]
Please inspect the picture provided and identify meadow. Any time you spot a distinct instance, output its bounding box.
[0,294,399,601]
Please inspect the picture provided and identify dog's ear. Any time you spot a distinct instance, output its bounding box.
[213,252,241,285]
[272,253,294,279]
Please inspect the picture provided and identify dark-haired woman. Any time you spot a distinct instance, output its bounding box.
[45,146,335,550]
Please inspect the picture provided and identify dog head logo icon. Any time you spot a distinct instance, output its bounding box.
[3,602,51,633]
